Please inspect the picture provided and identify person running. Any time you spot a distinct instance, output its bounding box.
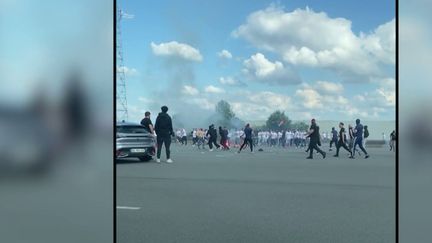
[238,123,254,153]
[181,128,187,145]
[351,119,370,159]
[140,111,154,134]
[390,130,396,151]
[206,124,220,151]
[224,127,230,149]
[192,129,197,146]
[306,119,326,159]
[281,130,286,148]
[175,129,182,144]
[196,128,205,149]
[348,124,355,151]
[219,126,229,150]
[329,127,338,151]
[154,106,174,163]
[333,122,353,158]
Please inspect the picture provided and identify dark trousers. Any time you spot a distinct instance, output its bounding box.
[308,141,324,157]
[353,137,368,156]
[330,138,337,148]
[208,137,220,149]
[157,135,171,159]
[336,140,352,156]
[239,138,253,152]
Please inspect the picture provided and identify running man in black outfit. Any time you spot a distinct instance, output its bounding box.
[333,122,353,158]
[238,123,254,153]
[154,106,174,163]
[329,127,337,151]
[306,119,326,159]
[206,124,220,151]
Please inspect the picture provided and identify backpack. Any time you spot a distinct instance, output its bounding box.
[364,128,369,138]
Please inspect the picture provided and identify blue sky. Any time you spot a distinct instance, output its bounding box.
[118,0,395,123]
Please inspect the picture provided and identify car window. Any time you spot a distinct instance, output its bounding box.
[117,126,148,134]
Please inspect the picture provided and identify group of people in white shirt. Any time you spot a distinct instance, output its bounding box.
[257,130,308,148]
[175,128,188,145]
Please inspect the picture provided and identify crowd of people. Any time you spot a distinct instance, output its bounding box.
[138,105,396,163]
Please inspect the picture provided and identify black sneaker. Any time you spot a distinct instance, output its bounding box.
[306,156,313,159]
[349,156,354,159]
[322,152,326,159]
[333,155,339,157]
[365,155,370,159]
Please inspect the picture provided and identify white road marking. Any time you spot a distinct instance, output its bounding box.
[116,206,141,210]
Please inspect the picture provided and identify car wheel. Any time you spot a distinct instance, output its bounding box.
[139,155,152,162]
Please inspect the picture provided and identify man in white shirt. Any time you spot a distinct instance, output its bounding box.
[181,128,187,145]
[192,129,197,146]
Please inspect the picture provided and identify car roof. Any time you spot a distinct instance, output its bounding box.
[116,121,141,126]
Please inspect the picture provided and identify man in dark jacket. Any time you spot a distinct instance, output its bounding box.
[154,106,174,163]
[306,119,326,159]
[238,123,254,153]
[219,126,229,150]
[206,124,220,151]
[333,122,353,158]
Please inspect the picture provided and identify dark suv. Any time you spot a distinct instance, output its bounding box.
[116,122,156,161]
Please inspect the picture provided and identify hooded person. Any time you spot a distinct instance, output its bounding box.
[206,124,220,151]
[154,106,174,163]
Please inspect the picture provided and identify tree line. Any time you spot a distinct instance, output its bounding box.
[214,100,309,131]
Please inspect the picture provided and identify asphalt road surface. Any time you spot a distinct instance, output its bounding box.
[117,143,395,243]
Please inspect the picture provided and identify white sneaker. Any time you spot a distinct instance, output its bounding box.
[166,159,173,163]
[156,158,161,163]
[209,149,213,152]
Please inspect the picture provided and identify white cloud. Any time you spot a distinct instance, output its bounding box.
[185,97,214,110]
[228,91,294,120]
[355,77,395,108]
[360,88,395,108]
[204,85,225,94]
[150,41,203,62]
[121,11,135,19]
[314,81,344,94]
[219,76,245,86]
[117,66,139,77]
[242,53,300,85]
[295,88,323,109]
[361,19,396,64]
[233,5,395,82]
[138,97,155,104]
[294,82,351,113]
[217,49,232,59]
[181,85,199,96]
